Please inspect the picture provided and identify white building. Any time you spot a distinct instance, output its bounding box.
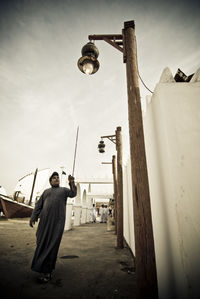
[123,67,200,299]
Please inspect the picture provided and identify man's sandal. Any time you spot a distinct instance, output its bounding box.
[38,273,52,283]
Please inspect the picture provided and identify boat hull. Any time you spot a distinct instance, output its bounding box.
[0,196,33,218]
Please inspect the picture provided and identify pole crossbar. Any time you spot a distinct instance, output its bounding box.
[88,34,122,40]
[88,34,123,53]
[101,134,116,144]
[101,134,116,138]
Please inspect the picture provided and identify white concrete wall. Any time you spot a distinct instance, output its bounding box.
[64,201,73,231]
[86,196,93,223]
[122,68,200,299]
[123,158,135,256]
[142,68,200,299]
[73,183,82,226]
[81,189,87,224]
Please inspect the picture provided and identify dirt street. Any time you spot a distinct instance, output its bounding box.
[0,218,136,299]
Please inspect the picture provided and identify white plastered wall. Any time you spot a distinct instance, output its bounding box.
[123,158,135,256]
[142,68,200,299]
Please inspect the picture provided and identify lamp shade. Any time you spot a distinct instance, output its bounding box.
[81,42,99,58]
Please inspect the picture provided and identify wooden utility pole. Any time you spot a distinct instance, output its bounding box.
[115,127,123,248]
[101,128,124,248]
[102,158,118,234]
[112,155,118,235]
[88,20,158,298]
[123,21,158,298]
[29,168,38,206]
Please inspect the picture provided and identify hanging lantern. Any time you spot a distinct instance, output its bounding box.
[78,42,100,75]
[98,140,105,153]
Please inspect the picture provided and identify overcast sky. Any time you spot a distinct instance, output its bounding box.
[0,0,200,195]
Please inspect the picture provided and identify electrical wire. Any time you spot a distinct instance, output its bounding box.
[135,36,154,94]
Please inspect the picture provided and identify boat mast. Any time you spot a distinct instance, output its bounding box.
[29,168,38,206]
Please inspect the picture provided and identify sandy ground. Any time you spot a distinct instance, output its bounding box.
[0,217,136,299]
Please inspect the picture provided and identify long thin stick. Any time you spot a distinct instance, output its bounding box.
[72,126,79,177]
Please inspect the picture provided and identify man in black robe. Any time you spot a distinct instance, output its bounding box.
[29,171,77,282]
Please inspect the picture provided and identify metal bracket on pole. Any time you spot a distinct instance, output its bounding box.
[101,134,116,144]
[88,34,123,54]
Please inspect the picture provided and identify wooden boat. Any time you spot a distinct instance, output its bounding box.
[0,194,33,218]
[0,168,39,219]
[0,167,68,219]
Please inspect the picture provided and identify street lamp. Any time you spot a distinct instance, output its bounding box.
[98,127,123,249]
[77,20,158,299]
[98,139,105,153]
[77,42,100,75]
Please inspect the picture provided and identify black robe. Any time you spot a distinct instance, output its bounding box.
[30,185,77,273]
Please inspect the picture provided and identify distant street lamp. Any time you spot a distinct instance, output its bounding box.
[98,139,105,153]
[98,127,123,249]
[77,20,158,299]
